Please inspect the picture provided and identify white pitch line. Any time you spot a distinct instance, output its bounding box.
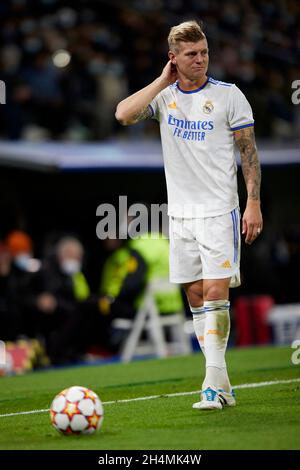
[0,378,299,419]
[0,408,50,418]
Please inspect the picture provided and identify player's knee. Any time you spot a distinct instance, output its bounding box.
[182,283,203,307]
[204,285,227,301]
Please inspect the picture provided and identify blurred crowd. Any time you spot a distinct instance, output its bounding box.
[0,0,299,141]
[1,222,300,365]
[0,229,184,366]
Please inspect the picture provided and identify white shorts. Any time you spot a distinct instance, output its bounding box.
[169,208,241,288]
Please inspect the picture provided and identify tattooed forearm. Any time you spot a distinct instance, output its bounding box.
[234,126,261,201]
[131,106,152,124]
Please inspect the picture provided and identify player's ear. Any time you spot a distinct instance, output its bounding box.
[168,50,176,64]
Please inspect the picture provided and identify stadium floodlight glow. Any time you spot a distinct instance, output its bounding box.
[52,49,71,68]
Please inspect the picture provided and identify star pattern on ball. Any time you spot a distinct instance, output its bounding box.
[50,409,56,423]
[50,386,103,435]
[84,389,97,401]
[87,411,101,428]
[64,401,80,419]
[65,426,79,435]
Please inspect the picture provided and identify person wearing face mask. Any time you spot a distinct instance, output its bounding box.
[5,230,34,271]
[27,236,91,364]
[5,230,40,337]
[0,242,23,340]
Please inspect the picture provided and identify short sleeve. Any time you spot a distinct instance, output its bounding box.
[148,93,161,121]
[227,85,254,131]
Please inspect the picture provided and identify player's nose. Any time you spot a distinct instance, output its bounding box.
[195,53,204,63]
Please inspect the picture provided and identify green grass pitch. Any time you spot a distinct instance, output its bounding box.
[0,345,299,450]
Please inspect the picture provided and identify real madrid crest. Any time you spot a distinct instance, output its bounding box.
[203,100,214,114]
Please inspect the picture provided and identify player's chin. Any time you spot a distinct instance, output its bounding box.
[190,69,207,80]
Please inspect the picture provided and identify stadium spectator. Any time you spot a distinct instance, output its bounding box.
[26,236,91,364]
[0,0,298,141]
[5,229,37,271]
[21,51,69,139]
[0,242,22,341]
[5,230,40,337]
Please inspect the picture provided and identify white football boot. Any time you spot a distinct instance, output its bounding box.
[192,386,222,410]
[217,388,236,407]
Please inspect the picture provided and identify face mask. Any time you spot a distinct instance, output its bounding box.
[60,259,81,276]
[14,254,31,271]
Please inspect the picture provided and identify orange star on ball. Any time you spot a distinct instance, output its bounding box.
[84,390,97,401]
[88,412,100,428]
[64,402,80,419]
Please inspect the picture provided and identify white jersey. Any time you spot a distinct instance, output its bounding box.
[149,77,254,218]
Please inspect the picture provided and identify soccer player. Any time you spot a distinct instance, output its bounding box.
[115,20,263,410]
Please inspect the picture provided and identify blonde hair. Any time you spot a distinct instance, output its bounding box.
[168,20,205,52]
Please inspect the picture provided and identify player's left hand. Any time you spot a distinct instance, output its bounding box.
[242,201,263,245]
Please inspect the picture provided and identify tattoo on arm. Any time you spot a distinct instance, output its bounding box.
[234,126,261,201]
[131,106,152,123]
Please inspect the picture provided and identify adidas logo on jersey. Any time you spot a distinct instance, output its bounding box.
[221,259,232,268]
[168,101,177,109]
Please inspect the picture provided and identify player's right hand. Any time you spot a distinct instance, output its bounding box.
[160,61,178,86]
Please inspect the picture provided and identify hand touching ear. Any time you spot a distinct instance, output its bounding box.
[160,61,178,86]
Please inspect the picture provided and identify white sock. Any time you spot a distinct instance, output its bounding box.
[202,300,231,392]
[219,367,231,393]
[191,305,206,356]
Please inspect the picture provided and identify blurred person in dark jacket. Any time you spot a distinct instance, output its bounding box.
[21,51,68,138]
[0,242,22,341]
[5,230,40,337]
[28,236,90,364]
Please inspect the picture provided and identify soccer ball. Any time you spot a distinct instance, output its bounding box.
[50,386,104,435]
